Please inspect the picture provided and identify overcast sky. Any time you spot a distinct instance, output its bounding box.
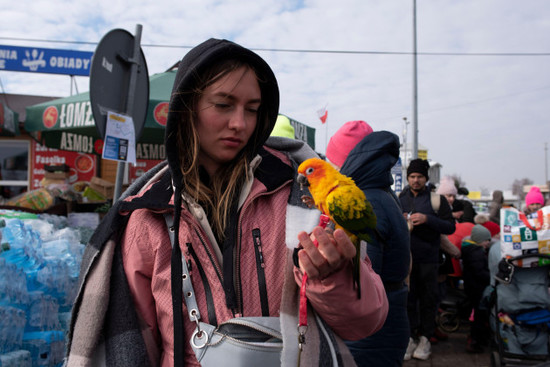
[1,0,549,193]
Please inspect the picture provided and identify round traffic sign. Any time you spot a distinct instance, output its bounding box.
[89,28,149,140]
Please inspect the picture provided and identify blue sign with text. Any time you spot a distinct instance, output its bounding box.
[0,45,93,76]
[391,157,403,194]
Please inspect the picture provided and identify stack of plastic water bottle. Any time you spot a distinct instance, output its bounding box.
[0,211,85,367]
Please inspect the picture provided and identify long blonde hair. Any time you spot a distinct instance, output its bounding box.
[174,59,268,241]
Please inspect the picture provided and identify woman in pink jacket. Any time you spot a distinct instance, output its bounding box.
[66,38,387,367]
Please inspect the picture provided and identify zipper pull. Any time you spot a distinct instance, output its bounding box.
[185,249,192,273]
[252,229,265,268]
[297,331,305,366]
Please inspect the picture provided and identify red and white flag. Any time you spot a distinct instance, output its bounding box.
[317,105,328,124]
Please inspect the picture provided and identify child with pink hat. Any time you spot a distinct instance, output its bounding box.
[524,186,545,216]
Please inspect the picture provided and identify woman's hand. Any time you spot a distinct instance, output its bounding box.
[297,226,357,279]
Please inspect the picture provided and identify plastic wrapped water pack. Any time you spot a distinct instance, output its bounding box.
[0,214,85,365]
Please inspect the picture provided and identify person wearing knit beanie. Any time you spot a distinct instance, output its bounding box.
[524,186,545,215]
[270,115,295,139]
[481,221,500,238]
[436,176,457,197]
[326,120,373,167]
[470,224,491,245]
[435,176,464,219]
[406,158,430,180]
[474,214,488,224]
[460,223,491,353]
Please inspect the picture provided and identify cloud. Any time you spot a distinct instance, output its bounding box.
[1,0,549,193]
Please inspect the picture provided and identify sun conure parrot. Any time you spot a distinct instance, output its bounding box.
[297,157,377,299]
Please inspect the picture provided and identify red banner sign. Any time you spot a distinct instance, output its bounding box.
[31,141,97,189]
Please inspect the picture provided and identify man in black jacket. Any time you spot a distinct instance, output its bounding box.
[399,159,455,361]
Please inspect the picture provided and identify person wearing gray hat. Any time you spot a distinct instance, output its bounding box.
[461,224,492,353]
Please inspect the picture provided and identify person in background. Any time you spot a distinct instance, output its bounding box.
[475,214,500,240]
[400,159,455,361]
[461,224,492,353]
[270,114,295,139]
[455,187,477,223]
[433,176,461,343]
[451,199,465,223]
[65,39,388,367]
[326,120,411,367]
[447,220,474,281]
[488,190,504,224]
[436,176,458,218]
[524,186,545,217]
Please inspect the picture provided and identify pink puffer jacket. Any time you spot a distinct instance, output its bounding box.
[121,149,388,366]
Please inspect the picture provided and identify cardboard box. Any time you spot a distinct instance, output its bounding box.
[89,177,115,200]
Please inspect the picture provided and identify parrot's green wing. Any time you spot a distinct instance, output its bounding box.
[327,185,377,242]
[326,184,376,299]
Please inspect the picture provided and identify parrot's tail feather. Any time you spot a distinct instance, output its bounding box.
[353,258,361,299]
[354,277,361,299]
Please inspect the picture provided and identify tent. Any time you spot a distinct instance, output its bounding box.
[24,70,175,160]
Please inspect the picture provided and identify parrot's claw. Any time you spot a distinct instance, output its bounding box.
[301,195,316,208]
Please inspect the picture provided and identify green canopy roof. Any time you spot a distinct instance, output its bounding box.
[25,70,176,158]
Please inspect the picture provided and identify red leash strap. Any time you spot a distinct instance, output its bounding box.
[298,214,331,331]
[299,273,309,329]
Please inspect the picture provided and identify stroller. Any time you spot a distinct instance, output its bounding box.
[437,279,471,333]
[489,250,550,367]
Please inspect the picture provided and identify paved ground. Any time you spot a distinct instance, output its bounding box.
[403,324,492,367]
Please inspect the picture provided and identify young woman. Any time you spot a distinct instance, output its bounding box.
[65,38,387,367]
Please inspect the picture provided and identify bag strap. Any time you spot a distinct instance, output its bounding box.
[164,212,202,322]
[430,192,440,214]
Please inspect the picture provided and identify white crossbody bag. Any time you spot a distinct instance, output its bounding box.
[164,213,283,366]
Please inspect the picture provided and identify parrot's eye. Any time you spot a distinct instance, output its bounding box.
[305,167,314,175]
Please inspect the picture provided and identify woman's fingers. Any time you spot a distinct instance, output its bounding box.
[297,227,356,279]
[333,229,357,260]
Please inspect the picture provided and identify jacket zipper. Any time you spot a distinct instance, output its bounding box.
[233,210,243,317]
[252,228,269,316]
[233,182,292,316]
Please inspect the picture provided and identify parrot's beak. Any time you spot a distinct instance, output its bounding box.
[297,173,309,187]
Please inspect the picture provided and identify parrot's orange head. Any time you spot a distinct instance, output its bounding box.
[297,158,336,188]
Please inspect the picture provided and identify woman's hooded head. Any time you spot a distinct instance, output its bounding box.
[165,38,280,188]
